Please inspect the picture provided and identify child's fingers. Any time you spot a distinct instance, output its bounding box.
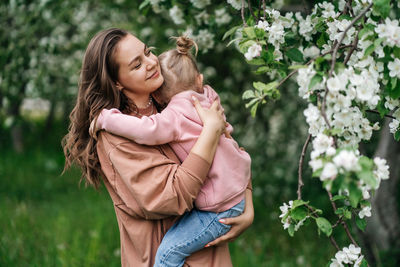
[191,96,203,114]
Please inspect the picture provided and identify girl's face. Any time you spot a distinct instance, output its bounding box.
[114,34,164,104]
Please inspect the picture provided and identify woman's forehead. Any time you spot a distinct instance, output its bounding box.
[116,34,145,65]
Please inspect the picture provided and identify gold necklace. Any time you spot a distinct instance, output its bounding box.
[136,96,154,117]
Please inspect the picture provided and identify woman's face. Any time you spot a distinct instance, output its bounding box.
[114,34,164,104]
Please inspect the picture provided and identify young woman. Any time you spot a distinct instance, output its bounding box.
[63,28,254,267]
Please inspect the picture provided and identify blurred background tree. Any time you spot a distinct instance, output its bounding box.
[0,0,398,266]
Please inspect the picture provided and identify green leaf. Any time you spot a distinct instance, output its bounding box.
[309,74,323,90]
[243,27,256,39]
[291,199,309,209]
[359,171,378,189]
[291,206,308,221]
[332,195,347,201]
[286,48,304,62]
[288,65,308,70]
[358,27,373,39]
[395,130,400,141]
[226,37,241,47]
[359,156,373,170]
[349,183,363,208]
[222,26,241,41]
[246,58,265,65]
[373,0,391,18]
[288,224,295,237]
[242,90,255,100]
[316,217,332,237]
[254,66,270,74]
[312,168,323,178]
[360,258,369,267]
[245,98,258,108]
[393,47,400,59]
[139,0,150,10]
[239,40,257,53]
[250,101,259,117]
[344,210,352,220]
[388,77,400,99]
[356,216,367,232]
[253,81,278,93]
[364,44,375,57]
[317,32,328,48]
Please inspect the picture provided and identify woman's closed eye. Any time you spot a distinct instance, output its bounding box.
[132,47,154,70]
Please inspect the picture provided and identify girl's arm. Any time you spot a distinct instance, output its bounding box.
[95,107,181,145]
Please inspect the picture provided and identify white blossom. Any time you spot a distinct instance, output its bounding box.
[309,158,323,171]
[215,8,231,26]
[267,21,285,45]
[375,18,400,47]
[169,6,185,25]
[319,2,338,18]
[388,58,400,78]
[384,96,400,110]
[190,0,210,9]
[303,46,320,59]
[195,11,210,25]
[256,20,269,31]
[195,29,215,52]
[389,119,399,134]
[244,43,262,60]
[320,162,338,181]
[358,206,371,218]
[227,0,246,10]
[333,150,360,172]
[374,157,390,182]
[313,133,334,155]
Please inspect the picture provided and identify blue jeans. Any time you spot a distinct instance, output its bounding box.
[154,199,245,267]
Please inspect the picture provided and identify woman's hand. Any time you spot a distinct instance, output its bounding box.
[205,189,254,247]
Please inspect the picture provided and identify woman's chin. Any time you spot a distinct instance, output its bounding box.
[152,75,164,91]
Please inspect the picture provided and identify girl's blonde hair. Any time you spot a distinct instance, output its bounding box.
[155,36,201,105]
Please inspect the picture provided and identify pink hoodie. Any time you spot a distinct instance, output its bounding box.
[97,85,251,212]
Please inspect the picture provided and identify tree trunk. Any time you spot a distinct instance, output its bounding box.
[361,118,400,265]
[44,98,56,133]
[8,100,24,153]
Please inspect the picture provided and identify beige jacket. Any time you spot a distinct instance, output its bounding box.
[96,131,233,267]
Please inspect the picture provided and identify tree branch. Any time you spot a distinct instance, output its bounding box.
[247,0,257,22]
[297,134,312,200]
[327,190,359,246]
[241,0,247,26]
[366,109,396,120]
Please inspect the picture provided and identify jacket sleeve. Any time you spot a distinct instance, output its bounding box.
[108,141,210,220]
[99,108,182,145]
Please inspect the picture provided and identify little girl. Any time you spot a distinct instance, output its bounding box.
[91,36,251,267]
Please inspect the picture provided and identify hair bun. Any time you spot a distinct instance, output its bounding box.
[174,36,198,56]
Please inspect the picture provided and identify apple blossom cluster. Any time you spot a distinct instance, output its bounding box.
[375,18,400,48]
[330,244,364,267]
[279,200,309,232]
[250,8,294,61]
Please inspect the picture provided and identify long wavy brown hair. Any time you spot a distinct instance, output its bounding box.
[62,28,133,189]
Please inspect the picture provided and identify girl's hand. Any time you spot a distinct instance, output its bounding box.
[205,189,254,247]
[192,96,225,136]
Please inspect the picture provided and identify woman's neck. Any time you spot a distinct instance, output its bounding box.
[124,90,151,108]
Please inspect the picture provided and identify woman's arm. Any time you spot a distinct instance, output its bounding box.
[205,186,254,247]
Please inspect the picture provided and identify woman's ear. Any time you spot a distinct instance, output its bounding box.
[115,81,123,91]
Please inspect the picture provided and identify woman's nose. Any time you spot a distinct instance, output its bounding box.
[145,56,157,70]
